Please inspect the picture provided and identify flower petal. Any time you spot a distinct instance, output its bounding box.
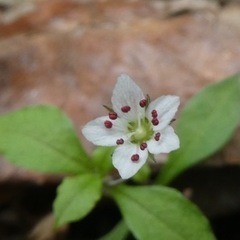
[147,95,180,131]
[111,74,145,121]
[82,116,128,146]
[147,126,180,154]
[112,143,148,179]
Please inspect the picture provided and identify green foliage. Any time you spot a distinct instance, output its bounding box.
[100,220,129,240]
[132,163,151,183]
[158,74,240,185]
[54,174,102,227]
[91,146,114,177]
[110,185,215,240]
[0,105,91,174]
[1,73,238,239]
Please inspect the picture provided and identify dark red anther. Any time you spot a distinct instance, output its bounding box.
[154,132,161,141]
[140,142,147,150]
[109,111,118,120]
[131,154,140,162]
[151,118,159,126]
[151,110,158,118]
[104,120,113,129]
[139,99,147,108]
[116,138,124,145]
[121,106,131,113]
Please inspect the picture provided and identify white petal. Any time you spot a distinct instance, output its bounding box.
[112,143,148,179]
[111,74,145,121]
[147,126,180,154]
[147,95,180,131]
[82,116,128,146]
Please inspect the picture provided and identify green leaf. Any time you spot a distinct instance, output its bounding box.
[132,163,151,183]
[158,74,240,185]
[91,146,114,177]
[110,185,215,240]
[0,105,90,174]
[100,220,129,240]
[54,174,102,227]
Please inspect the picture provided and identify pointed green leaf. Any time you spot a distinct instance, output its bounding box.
[100,220,128,240]
[54,174,102,227]
[0,105,90,174]
[158,75,240,185]
[110,185,215,240]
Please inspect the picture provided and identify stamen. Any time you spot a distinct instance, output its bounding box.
[151,110,158,118]
[109,111,118,120]
[140,142,147,150]
[121,106,131,113]
[131,154,139,162]
[151,118,159,126]
[104,120,113,129]
[154,132,161,141]
[139,99,147,108]
[116,138,124,145]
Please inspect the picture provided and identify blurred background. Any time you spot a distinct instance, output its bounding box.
[0,0,240,239]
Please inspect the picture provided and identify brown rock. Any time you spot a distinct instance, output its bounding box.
[0,0,240,182]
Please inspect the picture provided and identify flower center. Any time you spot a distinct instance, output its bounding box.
[128,117,154,144]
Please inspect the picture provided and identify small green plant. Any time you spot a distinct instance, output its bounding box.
[0,74,239,239]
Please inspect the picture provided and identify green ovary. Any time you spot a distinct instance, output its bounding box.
[128,117,154,144]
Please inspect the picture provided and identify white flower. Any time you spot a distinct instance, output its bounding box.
[82,74,180,179]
